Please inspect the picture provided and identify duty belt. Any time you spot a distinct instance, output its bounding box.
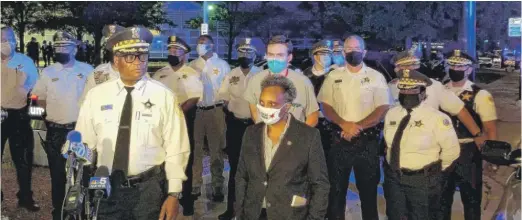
[46,121,76,130]
[122,164,164,188]
[230,114,253,125]
[385,160,442,176]
[197,103,223,111]
[331,122,383,139]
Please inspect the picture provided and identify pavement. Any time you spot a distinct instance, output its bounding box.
[1,68,520,220]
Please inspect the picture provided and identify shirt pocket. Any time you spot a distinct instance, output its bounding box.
[405,126,432,151]
[94,110,120,138]
[332,81,344,104]
[359,85,374,103]
[135,111,161,148]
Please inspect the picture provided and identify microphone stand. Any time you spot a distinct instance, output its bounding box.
[91,190,104,220]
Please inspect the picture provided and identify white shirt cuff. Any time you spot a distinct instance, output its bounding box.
[168,179,183,193]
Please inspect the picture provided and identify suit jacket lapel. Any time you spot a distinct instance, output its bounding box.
[267,116,298,173]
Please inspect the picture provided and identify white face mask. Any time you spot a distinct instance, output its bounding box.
[1,43,13,57]
[197,44,209,56]
[256,104,286,125]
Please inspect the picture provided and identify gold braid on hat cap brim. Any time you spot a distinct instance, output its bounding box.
[167,43,188,52]
[447,56,472,66]
[395,56,420,66]
[312,46,333,54]
[115,47,150,54]
[113,39,150,51]
[238,45,257,53]
[397,78,427,89]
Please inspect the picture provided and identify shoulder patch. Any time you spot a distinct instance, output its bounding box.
[441,118,452,130]
[93,71,109,85]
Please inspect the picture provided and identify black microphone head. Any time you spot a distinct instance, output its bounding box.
[110,169,126,188]
[94,166,110,177]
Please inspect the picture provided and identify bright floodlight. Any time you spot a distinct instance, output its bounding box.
[208,5,214,10]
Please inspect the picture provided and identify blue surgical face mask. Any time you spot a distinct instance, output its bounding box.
[332,55,345,66]
[267,59,287,74]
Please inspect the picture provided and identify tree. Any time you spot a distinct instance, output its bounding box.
[476,1,521,50]
[187,2,264,62]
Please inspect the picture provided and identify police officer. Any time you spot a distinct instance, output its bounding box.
[75,26,190,219]
[244,35,319,127]
[303,40,334,157]
[331,39,345,69]
[419,50,447,82]
[440,50,498,220]
[388,50,488,147]
[318,35,391,220]
[32,31,93,220]
[79,24,125,105]
[383,69,460,220]
[153,35,203,218]
[0,26,40,211]
[188,34,231,201]
[216,38,261,220]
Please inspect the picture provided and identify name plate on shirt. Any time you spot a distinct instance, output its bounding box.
[101,104,113,111]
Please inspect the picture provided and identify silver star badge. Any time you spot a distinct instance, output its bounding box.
[143,99,155,109]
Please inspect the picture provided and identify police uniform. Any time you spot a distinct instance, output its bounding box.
[79,24,125,106]
[383,69,459,220]
[216,38,261,219]
[188,38,231,200]
[1,27,39,210]
[302,40,334,157]
[388,51,465,116]
[318,62,391,220]
[75,27,190,219]
[152,35,203,216]
[330,40,345,69]
[31,31,93,220]
[439,50,497,220]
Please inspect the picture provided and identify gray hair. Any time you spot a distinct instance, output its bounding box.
[344,34,366,50]
[260,75,297,103]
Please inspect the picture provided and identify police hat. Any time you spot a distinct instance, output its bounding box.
[53,31,78,46]
[167,35,190,53]
[311,40,333,55]
[397,69,433,90]
[236,38,256,53]
[102,24,125,39]
[332,40,343,52]
[392,50,420,66]
[446,50,475,66]
[106,26,153,54]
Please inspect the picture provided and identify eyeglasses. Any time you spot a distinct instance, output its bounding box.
[119,54,149,63]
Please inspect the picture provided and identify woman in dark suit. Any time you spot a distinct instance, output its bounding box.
[235,75,330,220]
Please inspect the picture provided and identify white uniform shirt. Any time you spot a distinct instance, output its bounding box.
[244,69,319,123]
[388,78,464,115]
[189,53,231,106]
[153,64,203,105]
[75,77,190,193]
[79,63,119,105]
[218,66,262,119]
[318,64,392,122]
[445,80,497,122]
[32,62,93,124]
[1,53,39,109]
[384,103,460,170]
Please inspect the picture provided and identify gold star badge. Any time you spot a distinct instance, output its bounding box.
[403,69,410,78]
[213,68,220,75]
[461,92,473,101]
[414,120,423,127]
[77,73,84,79]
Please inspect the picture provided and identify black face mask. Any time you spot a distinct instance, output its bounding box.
[55,53,70,64]
[398,93,422,110]
[167,55,181,67]
[448,69,466,82]
[238,57,253,69]
[345,51,364,66]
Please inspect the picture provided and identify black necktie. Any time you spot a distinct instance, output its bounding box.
[112,87,134,176]
[390,109,412,171]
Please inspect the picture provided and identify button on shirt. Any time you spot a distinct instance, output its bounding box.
[244,69,319,123]
[32,62,94,124]
[189,53,231,106]
[79,62,119,105]
[389,78,464,115]
[1,53,39,109]
[218,66,262,119]
[262,115,291,208]
[153,64,203,105]
[75,77,190,193]
[384,103,460,170]
[445,80,497,122]
[318,64,392,122]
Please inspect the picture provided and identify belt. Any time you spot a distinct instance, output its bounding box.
[386,160,442,176]
[459,138,474,144]
[197,103,223,111]
[230,114,253,125]
[122,164,164,188]
[331,122,383,141]
[46,121,76,130]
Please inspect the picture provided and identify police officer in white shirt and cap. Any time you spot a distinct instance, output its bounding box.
[388,50,487,147]
[383,69,459,220]
[79,24,125,105]
[188,34,231,201]
[216,37,261,220]
[244,35,320,127]
[318,35,391,220]
[153,35,203,218]
[0,26,40,211]
[330,39,345,69]
[439,50,498,220]
[31,30,93,220]
[75,26,190,219]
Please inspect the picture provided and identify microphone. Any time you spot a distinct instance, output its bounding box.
[62,130,94,165]
[89,166,111,220]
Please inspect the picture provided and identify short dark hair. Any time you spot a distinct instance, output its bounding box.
[199,35,214,44]
[260,75,297,103]
[268,35,293,54]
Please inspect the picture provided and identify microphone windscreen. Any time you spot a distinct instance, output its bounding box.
[66,130,82,143]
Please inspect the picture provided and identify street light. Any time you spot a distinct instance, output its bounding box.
[208,5,214,11]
